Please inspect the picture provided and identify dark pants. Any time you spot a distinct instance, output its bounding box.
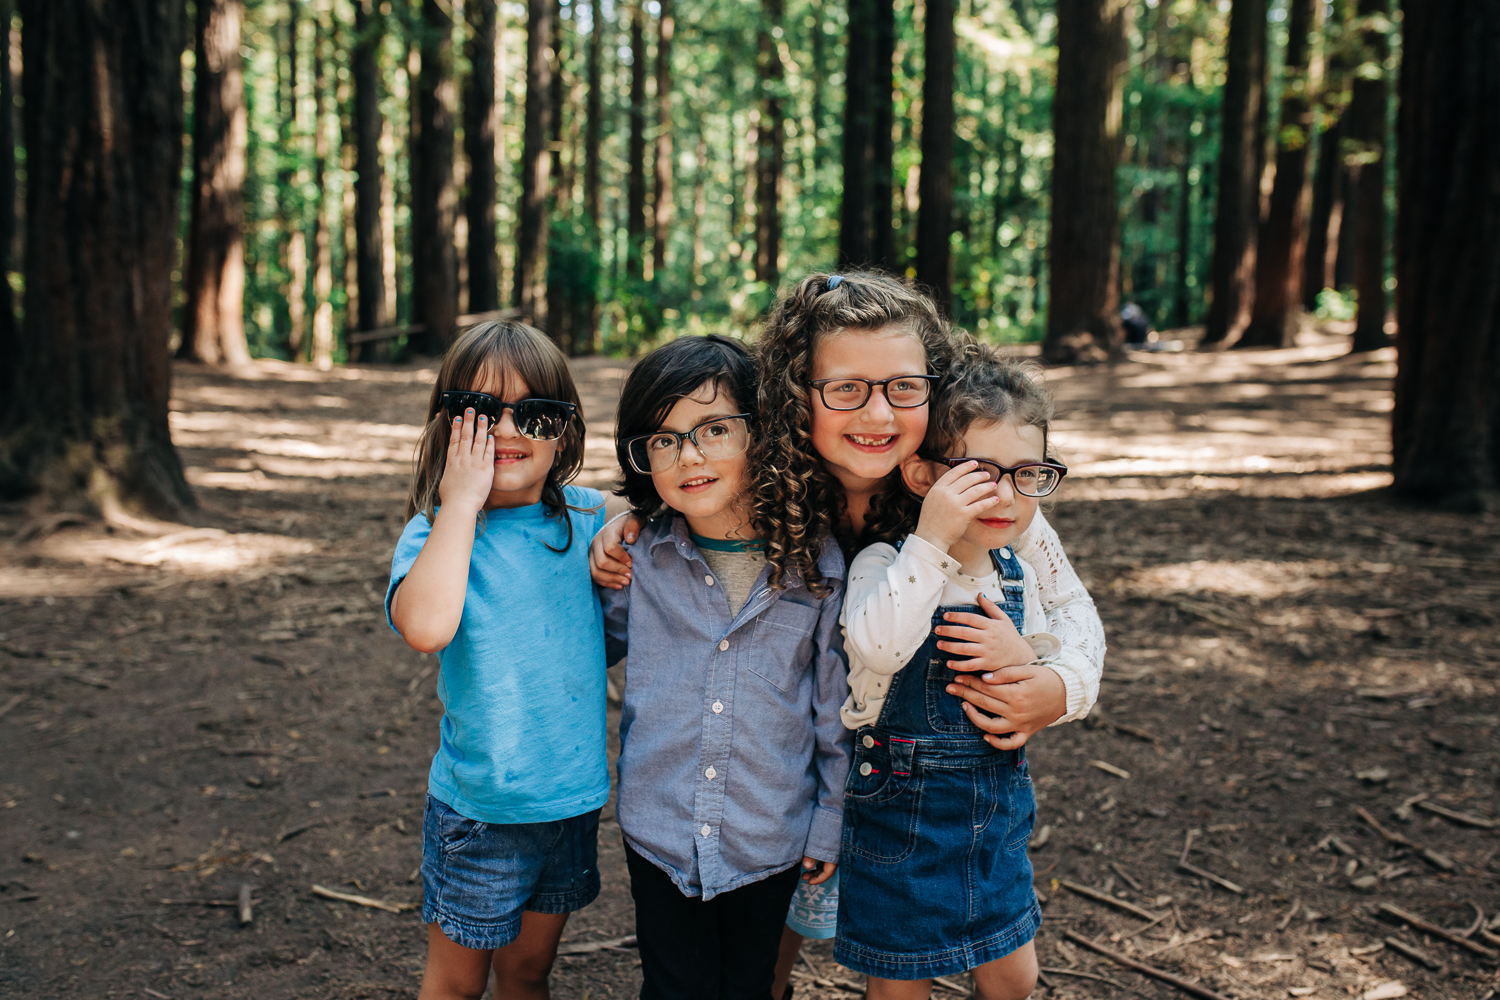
[625,840,802,1000]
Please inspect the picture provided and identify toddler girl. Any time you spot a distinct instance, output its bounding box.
[600,335,851,1000]
[836,343,1095,998]
[386,322,609,1000]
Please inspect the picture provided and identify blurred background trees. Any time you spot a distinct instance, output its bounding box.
[0,0,1494,511]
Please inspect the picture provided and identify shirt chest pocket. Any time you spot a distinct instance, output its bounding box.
[747,601,820,692]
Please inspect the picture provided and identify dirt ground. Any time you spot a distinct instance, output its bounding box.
[2,330,1497,1000]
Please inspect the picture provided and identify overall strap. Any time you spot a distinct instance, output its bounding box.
[988,546,1028,633]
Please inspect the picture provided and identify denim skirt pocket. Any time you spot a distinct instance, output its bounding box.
[1004,757,1037,854]
[844,750,922,864]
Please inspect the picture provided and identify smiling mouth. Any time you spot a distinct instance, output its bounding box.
[845,433,897,449]
[495,451,530,463]
[679,476,719,491]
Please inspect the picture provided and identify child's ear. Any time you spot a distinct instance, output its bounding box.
[900,453,939,497]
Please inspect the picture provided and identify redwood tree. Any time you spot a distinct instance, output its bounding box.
[914,0,956,309]
[515,0,552,327]
[1044,0,1127,361]
[412,0,458,353]
[838,0,894,272]
[0,0,17,386]
[1240,0,1317,349]
[652,0,674,277]
[181,0,250,366]
[625,2,646,279]
[464,0,499,315]
[1390,0,1500,507]
[1201,0,1266,347]
[753,0,783,287]
[1346,0,1390,353]
[353,0,387,341]
[1,0,193,516]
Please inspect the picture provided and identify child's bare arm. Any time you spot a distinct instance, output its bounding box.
[390,410,494,652]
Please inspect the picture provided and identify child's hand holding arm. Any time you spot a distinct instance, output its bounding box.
[946,662,1067,750]
[390,410,494,652]
[934,592,1037,673]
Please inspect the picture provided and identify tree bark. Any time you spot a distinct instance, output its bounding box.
[870,0,895,271]
[579,0,602,353]
[2,0,193,516]
[1390,0,1500,506]
[181,0,250,366]
[625,1,646,279]
[753,0,783,287]
[1201,0,1266,347]
[914,0,955,310]
[514,0,551,329]
[1302,112,1342,310]
[1174,109,1194,327]
[281,1,305,358]
[652,0,673,277]
[1043,0,1127,361]
[464,0,498,315]
[0,0,18,389]
[412,0,458,353]
[1346,0,1389,353]
[1240,0,1317,348]
[353,0,387,348]
[838,0,874,268]
[309,13,334,371]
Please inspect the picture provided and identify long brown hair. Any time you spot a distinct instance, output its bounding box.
[752,271,957,593]
[406,322,591,551]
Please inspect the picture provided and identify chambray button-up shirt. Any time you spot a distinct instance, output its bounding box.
[601,516,852,900]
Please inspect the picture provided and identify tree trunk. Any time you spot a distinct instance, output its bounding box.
[2,0,193,516]
[753,0,783,287]
[870,0,895,271]
[514,0,551,329]
[1390,0,1500,507]
[1043,0,1127,361]
[280,1,305,358]
[1174,110,1193,327]
[0,0,18,389]
[1346,0,1389,353]
[625,1,646,279]
[652,0,673,277]
[1239,0,1317,348]
[914,0,955,309]
[579,0,602,353]
[1201,0,1266,347]
[181,0,249,366]
[464,0,499,315]
[353,0,386,349]
[309,13,334,371]
[838,0,874,268]
[1302,112,1341,310]
[412,0,458,353]
[546,0,570,349]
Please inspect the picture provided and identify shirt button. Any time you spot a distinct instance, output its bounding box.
[705,575,715,586]
[862,735,875,748]
[718,639,729,651]
[705,766,717,779]
[859,762,873,776]
[700,824,711,837]
[712,701,724,714]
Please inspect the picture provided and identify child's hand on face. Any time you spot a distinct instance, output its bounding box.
[438,410,497,516]
[946,661,1067,750]
[589,514,640,589]
[935,593,1037,674]
[799,856,837,886]
[913,461,999,551]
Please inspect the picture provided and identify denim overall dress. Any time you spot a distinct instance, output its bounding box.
[833,546,1041,980]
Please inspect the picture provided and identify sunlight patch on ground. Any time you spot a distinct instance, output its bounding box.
[26,527,319,578]
[1116,558,1353,598]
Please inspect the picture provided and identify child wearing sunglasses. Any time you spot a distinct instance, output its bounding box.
[599,335,851,1000]
[386,322,609,1000]
[834,342,1099,1000]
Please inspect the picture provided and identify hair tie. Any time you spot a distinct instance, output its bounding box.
[826,275,844,291]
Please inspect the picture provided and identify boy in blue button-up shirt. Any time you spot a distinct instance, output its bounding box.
[600,336,852,999]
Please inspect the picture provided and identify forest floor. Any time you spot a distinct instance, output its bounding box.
[2,329,1498,1000]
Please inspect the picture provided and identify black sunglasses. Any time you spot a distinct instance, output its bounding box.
[439,390,578,441]
[922,455,1068,498]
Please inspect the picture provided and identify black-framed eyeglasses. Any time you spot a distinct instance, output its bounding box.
[624,414,753,474]
[922,455,1068,497]
[808,375,937,411]
[439,390,578,441]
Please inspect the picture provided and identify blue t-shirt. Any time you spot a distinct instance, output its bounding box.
[386,485,609,825]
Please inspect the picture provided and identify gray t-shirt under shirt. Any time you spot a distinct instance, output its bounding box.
[693,538,767,618]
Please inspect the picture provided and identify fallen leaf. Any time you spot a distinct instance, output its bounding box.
[1361,983,1407,1000]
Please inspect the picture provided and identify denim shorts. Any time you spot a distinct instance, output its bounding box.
[421,794,601,950]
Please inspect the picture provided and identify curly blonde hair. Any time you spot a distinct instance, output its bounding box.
[752,271,957,594]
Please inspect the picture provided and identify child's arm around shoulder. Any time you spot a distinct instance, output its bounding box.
[1011,509,1105,722]
[594,510,634,667]
[389,412,495,653]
